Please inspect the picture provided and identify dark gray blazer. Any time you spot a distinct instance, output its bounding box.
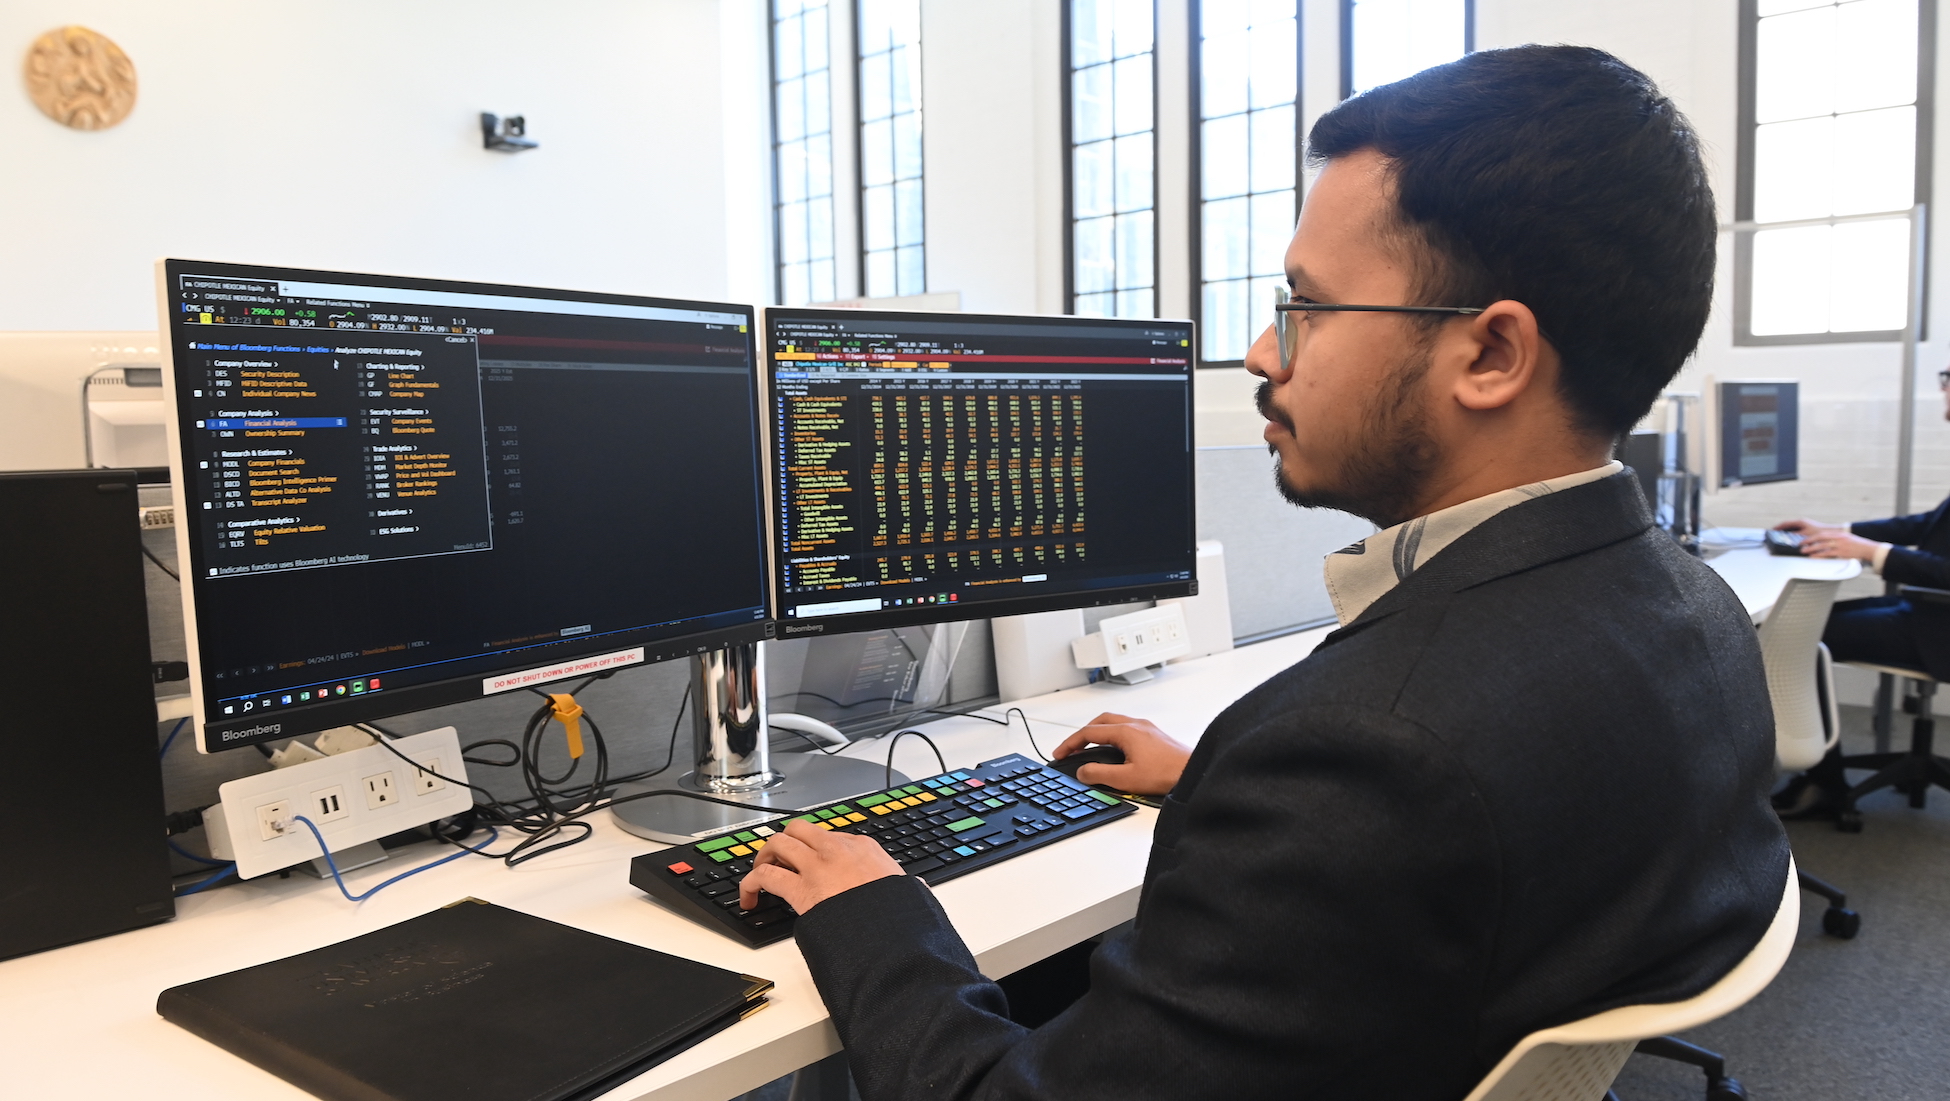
[796,472,1790,1101]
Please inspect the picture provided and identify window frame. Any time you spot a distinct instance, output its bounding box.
[1062,0,1162,318]
[1732,0,1936,346]
[853,0,927,299]
[1339,0,1474,101]
[770,0,843,308]
[1187,0,1304,370]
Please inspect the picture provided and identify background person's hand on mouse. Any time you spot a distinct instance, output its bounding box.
[1052,713,1191,795]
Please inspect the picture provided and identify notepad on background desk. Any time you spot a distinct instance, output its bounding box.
[157,898,772,1101]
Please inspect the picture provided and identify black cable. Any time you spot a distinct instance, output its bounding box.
[884,729,948,789]
[360,682,732,869]
[787,690,916,710]
[141,544,179,581]
[461,738,522,768]
[772,724,845,755]
[921,705,1049,761]
[1004,707,1051,762]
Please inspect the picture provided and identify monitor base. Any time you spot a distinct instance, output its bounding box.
[610,752,906,845]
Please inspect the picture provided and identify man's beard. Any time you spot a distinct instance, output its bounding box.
[1258,349,1442,530]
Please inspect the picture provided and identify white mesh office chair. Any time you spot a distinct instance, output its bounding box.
[1462,860,1799,1101]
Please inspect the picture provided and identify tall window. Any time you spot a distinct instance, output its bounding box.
[1342,0,1471,97]
[1196,1,1300,365]
[1069,0,1157,318]
[1738,0,1932,343]
[858,0,925,298]
[774,0,837,306]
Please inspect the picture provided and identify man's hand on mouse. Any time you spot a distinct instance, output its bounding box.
[1052,713,1191,796]
[739,818,904,915]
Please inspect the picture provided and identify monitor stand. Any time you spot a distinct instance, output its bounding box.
[610,642,904,845]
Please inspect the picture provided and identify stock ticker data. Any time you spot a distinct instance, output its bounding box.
[766,309,1198,630]
[165,262,770,747]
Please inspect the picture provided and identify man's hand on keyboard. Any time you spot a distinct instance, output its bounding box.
[1054,713,1191,796]
[740,818,904,914]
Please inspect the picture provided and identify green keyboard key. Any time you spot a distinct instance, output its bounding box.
[859,794,890,807]
[816,809,838,820]
[831,805,854,815]
[697,836,738,853]
[734,831,758,842]
[902,785,924,795]
[984,798,1005,809]
[946,816,985,833]
[1089,790,1122,805]
[708,850,734,863]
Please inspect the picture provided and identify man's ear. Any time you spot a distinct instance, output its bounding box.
[1450,300,1549,412]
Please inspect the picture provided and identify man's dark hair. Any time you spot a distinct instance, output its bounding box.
[1309,45,1715,438]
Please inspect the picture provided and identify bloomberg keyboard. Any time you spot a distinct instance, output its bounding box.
[628,753,1137,947]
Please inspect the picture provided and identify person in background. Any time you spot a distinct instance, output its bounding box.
[1771,365,1950,816]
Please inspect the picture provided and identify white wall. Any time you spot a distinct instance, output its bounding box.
[0,0,735,332]
[917,0,1066,315]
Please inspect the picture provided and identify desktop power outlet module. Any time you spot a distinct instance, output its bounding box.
[204,727,471,879]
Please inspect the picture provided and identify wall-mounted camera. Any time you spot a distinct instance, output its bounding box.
[481,113,537,152]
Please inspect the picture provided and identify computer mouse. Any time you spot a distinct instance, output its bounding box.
[1051,744,1125,780]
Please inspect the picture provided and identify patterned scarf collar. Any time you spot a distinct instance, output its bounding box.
[1323,462,1623,626]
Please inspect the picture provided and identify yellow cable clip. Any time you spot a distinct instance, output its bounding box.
[548,693,585,759]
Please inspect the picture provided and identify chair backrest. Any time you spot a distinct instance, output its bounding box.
[1755,577,1843,771]
[1462,858,1799,1101]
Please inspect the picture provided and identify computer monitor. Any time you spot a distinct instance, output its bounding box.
[1718,380,1799,488]
[764,307,1198,636]
[158,260,771,752]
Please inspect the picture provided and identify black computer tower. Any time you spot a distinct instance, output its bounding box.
[0,470,174,959]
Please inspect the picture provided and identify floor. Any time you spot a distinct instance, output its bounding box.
[1610,704,1950,1101]
[738,704,1950,1101]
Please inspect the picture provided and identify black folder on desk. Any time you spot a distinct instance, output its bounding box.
[157,898,772,1101]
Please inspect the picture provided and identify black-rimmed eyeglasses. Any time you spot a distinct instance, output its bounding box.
[1271,285,1484,372]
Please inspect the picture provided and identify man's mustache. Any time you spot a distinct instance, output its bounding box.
[1255,380,1294,433]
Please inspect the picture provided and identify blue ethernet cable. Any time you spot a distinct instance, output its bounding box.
[158,717,187,758]
[292,816,500,903]
[167,837,230,867]
[177,862,237,896]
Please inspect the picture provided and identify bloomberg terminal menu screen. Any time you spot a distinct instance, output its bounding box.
[165,261,769,746]
[765,309,1197,629]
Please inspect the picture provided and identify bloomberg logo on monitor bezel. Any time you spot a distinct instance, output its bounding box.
[219,722,283,742]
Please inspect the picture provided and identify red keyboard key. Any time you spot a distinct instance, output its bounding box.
[965,778,985,788]
[667,861,694,875]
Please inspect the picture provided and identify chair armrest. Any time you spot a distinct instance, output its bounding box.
[1900,585,1950,605]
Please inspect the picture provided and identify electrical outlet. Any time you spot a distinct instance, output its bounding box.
[411,757,444,795]
[308,785,349,823]
[363,771,397,810]
[256,799,293,841]
[204,727,470,879]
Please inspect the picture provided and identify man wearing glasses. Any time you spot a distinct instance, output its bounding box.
[743,45,1787,1100]
[1770,367,1950,818]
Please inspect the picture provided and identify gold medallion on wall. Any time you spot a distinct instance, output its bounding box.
[23,26,138,131]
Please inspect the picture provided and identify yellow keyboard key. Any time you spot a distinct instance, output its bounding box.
[750,838,767,850]
[728,844,752,857]
[846,812,866,823]
[818,821,835,830]
[916,792,937,802]
[870,805,892,815]
[901,797,921,808]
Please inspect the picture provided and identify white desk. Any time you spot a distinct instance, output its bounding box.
[1705,546,1862,620]
[0,629,1325,1101]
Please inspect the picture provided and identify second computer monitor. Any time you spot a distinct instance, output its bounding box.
[766,308,1197,634]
